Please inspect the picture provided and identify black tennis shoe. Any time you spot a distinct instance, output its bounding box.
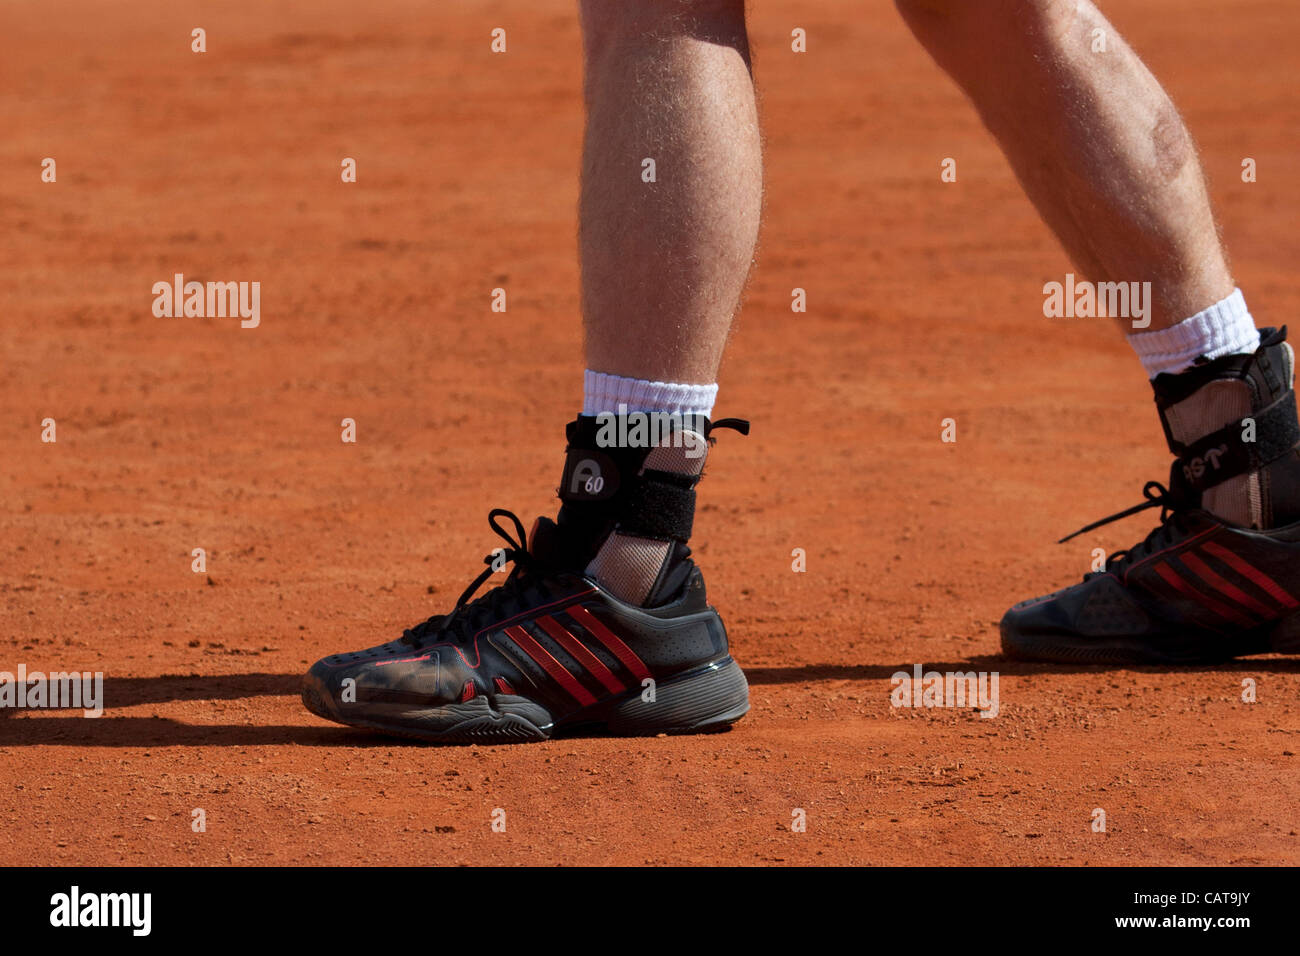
[302,510,748,742]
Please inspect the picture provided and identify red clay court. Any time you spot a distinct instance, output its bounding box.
[1,0,1297,865]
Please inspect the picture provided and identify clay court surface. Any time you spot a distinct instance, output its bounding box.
[2,0,1298,866]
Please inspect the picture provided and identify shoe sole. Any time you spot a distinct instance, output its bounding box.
[302,655,750,744]
[1000,615,1294,665]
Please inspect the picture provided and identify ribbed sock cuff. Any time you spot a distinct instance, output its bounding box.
[582,370,718,419]
[1127,288,1259,378]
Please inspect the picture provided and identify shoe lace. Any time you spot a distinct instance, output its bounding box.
[1058,480,1190,577]
[401,509,539,647]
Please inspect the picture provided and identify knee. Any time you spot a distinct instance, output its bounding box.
[579,0,746,58]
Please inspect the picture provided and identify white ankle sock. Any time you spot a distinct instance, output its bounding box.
[582,370,717,419]
[1127,288,1259,379]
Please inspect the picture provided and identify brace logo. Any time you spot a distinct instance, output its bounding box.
[570,459,603,495]
[1183,444,1228,482]
[563,449,619,501]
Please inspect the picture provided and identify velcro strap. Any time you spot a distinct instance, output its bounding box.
[617,473,696,541]
[558,444,698,539]
[1176,391,1300,493]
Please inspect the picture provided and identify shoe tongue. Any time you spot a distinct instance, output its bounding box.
[527,516,568,567]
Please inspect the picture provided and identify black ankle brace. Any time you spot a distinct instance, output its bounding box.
[1153,326,1300,511]
[553,413,749,564]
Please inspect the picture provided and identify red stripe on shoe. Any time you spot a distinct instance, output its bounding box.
[1153,561,1253,627]
[1179,553,1278,619]
[535,615,625,695]
[564,605,652,684]
[1200,541,1300,610]
[494,677,515,695]
[503,625,597,706]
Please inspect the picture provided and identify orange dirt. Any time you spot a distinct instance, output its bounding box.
[2,0,1297,866]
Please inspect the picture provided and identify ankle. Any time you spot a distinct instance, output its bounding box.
[553,411,746,605]
[1152,326,1300,528]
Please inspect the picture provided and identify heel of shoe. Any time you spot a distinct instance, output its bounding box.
[607,656,749,734]
[1268,612,1300,653]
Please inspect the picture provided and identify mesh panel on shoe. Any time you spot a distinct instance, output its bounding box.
[1077,577,1151,635]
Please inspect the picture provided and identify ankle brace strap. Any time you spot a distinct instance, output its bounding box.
[1168,392,1300,494]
